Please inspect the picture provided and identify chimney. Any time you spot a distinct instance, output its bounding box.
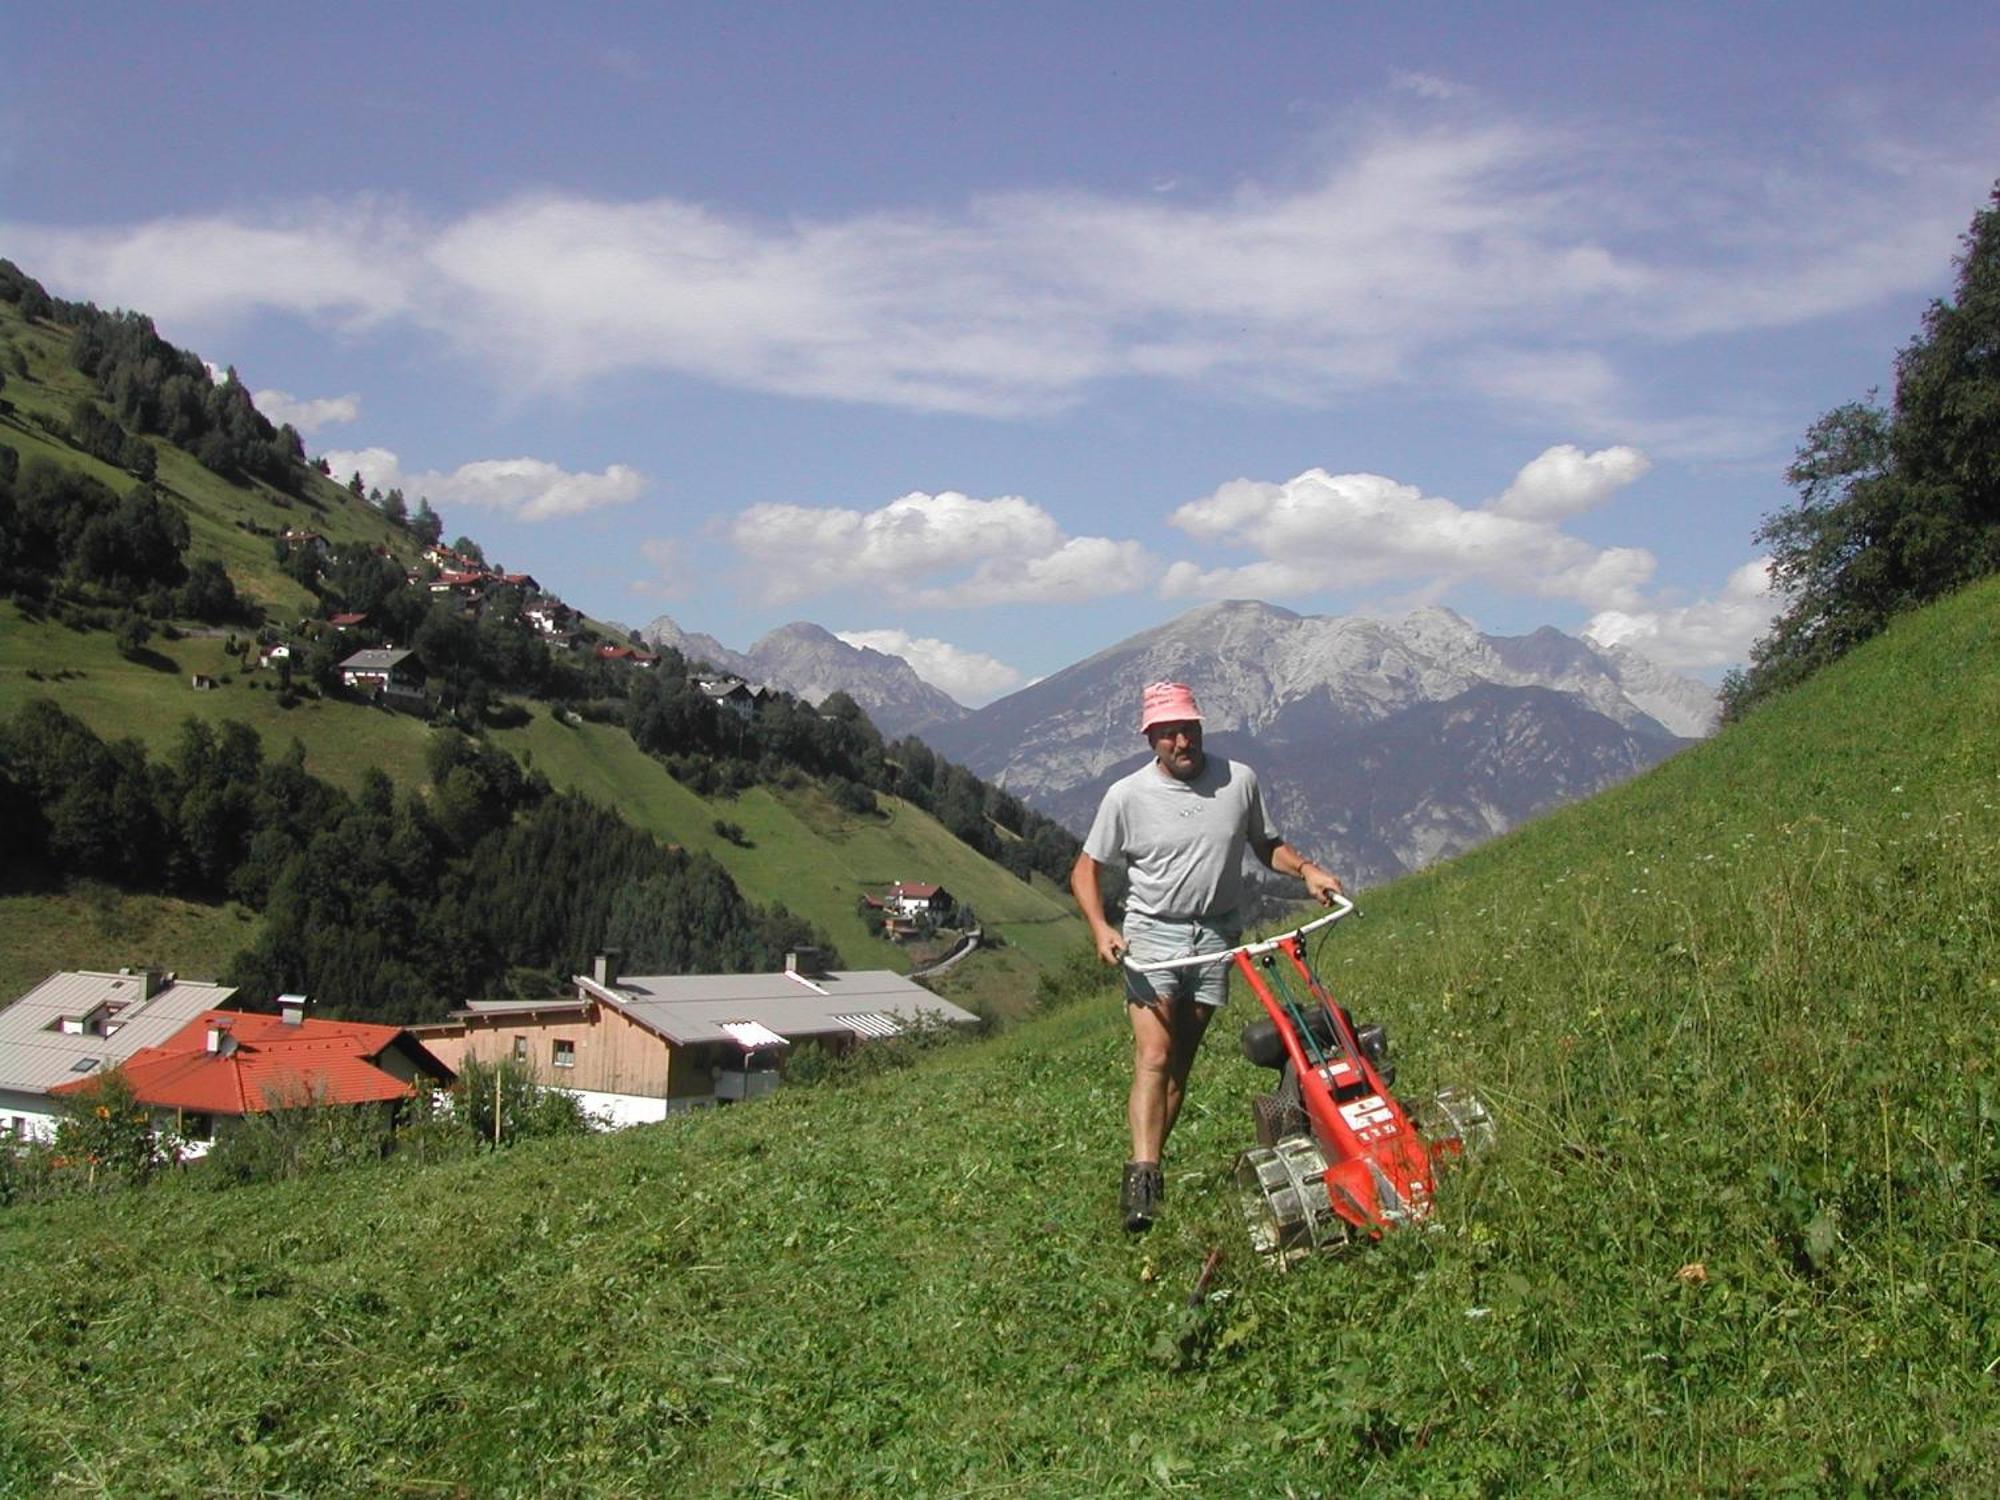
[785,948,823,978]
[204,1021,237,1057]
[278,994,309,1026]
[593,950,621,987]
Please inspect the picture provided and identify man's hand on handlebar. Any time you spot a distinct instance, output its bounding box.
[1304,865,1345,906]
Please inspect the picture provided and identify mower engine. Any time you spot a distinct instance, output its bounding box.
[1229,912,1493,1260]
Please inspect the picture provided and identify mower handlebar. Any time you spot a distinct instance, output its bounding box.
[1119,893,1356,974]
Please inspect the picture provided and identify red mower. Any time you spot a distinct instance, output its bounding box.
[1131,897,1493,1261]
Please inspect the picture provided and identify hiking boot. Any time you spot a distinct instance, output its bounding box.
[1121,1161,1163,1233]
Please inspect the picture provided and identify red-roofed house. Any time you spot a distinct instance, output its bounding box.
[886,882,952,918]
[596,643,661,668]
[51,1004,454,1153]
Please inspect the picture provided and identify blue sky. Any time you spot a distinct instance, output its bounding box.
[6,3,1996,702]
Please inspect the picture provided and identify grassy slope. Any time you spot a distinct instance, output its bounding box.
[4,578,1996,1493]
[488,714,1086,980]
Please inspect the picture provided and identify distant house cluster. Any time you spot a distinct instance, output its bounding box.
[0,957,979,1149]
[0,971,447,1152]
[412,951,977,1125]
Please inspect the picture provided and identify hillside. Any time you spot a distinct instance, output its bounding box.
[0,276,1085,1007]
[4,569,1995,1491]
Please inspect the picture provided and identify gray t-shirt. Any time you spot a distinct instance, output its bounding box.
[1083,755,1273,921]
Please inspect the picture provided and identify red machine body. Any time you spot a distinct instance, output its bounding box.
[1134,898,1491,1258]
[1232,931,1450,1242]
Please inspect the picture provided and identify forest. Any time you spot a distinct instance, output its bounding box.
[0,699,829,1021]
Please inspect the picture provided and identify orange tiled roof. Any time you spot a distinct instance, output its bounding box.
[50,1010,430,1115]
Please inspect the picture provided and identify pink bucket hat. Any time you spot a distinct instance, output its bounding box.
[1139,681,1203,733]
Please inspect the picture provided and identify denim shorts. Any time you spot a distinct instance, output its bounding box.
[1121,910,1241,1010]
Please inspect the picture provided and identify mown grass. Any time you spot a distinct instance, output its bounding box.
[3,579,1995,1494]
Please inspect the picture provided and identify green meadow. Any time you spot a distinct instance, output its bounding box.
[3,567,1995,1495]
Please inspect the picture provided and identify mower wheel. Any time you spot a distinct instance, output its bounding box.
[1414,1086,1497,1156]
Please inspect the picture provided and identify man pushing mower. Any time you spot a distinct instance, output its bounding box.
[1069,681,1345,1233]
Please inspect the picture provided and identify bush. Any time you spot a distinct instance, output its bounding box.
[201,1083,395,1186]
[50,1068,177,1189]
[453,1056,592,1147]
[782,1010,972,1089]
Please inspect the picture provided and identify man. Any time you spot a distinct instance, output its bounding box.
[1070,681,1344,1232]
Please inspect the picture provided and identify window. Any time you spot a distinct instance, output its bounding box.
[552,1039,576,1069]
[512,1036,528,1061]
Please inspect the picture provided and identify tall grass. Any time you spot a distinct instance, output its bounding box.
[0,579,1995,1494]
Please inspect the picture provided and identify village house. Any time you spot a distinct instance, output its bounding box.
[0,969,237,1141]
[596,643,661,668]
[886,882,953,920]
[410,953,979,1126]
[49,1000,454,1155]
[524,601,573,638]
[429,569,489,598]
[338,647,426,707]
[695,674,758,717]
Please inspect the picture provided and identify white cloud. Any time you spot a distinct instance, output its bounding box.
[321,447,647,522]
[834,629,1025,706]
[6,104,1985,438]
[1165,467,1656,610]
[1584,558,1778,670]
[253,388,360,434]
[1493,444,1651,519]
[728,491,1155,606]
[2,204,418,329]
[628,539,687,598]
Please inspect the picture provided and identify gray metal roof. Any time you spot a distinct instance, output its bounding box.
[338,648,414,671]
[0,972,238,1095]
[574,968,977,1048]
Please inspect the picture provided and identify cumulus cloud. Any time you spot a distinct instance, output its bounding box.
[1493,443,1651,519]
[6,104,1984,437]
[834,629,1026,706]
[1583,557,1779,671]
[321,447,647,522]
[728,491,1155,606]
[253,388,360,434]
[1165,466,1656,611]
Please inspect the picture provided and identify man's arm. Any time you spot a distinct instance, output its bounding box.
[1252,834,1346,906]
[1069,851,1127,964]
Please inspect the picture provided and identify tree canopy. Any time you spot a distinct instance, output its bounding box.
[1728,181,2000,713]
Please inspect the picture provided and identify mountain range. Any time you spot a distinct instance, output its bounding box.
[648,600,1717,890]
[641,616,969,739]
